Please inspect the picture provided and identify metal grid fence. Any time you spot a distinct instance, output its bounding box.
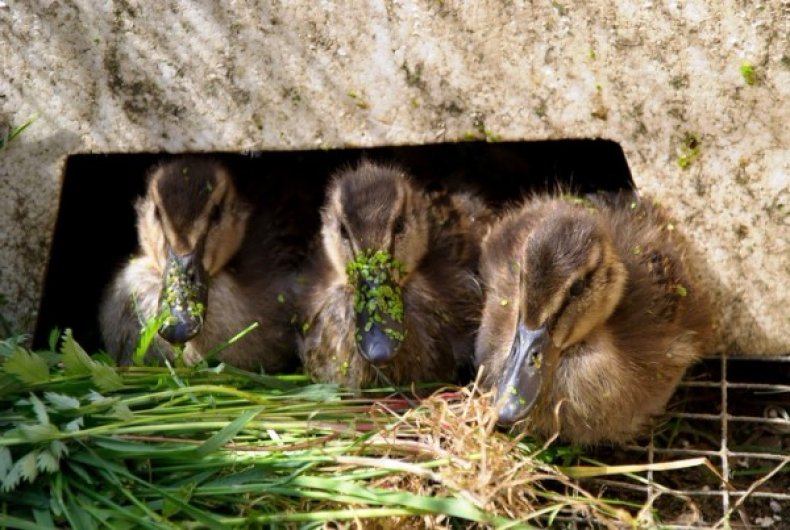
[580,353,790,529]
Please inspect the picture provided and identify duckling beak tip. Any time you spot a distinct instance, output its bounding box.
[158,319,201,345]
[356,321,401,366]
[496,397,530,426]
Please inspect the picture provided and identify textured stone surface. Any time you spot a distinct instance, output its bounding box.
[0,1,787,354]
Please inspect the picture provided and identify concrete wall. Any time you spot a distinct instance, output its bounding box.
[1,1,787,354]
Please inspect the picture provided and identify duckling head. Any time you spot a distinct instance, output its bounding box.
[489,207,627,424]
[321,162,429,366]
[136,158,250,345]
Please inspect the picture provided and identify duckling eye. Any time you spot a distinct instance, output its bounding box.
[339,223,350,241]
[209,204,222,226]
[569,279,586,297]
[393,215,406,236]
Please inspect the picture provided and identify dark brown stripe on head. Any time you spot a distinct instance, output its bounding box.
[335,163,405,249]
[524,211,601,325]
[153,158,222,235]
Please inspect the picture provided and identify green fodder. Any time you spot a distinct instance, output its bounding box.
[0,331,713,529]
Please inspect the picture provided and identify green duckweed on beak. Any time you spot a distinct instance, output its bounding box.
[346,250,407,365]
[158,248,208,345]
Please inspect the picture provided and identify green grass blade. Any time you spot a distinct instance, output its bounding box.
[217,507,430,525]
[194,406,264,457]
[201,322,259,362]
[69,479,149,527]
[286,475,520,526]
[0,114,37,149]
[31,508,55,529]
[133,311,169,366]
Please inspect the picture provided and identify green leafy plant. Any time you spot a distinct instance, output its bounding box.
[132,308,170,366]
[0,330,721,528]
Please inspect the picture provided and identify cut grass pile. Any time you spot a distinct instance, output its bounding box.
[0,330,715,529]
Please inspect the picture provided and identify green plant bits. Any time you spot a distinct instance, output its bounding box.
[172,343,186,367]
[383,328,406,341]
[531,352,542,370]
[740,61,755,86]
[677,132,701,170]
[346,250,406,327]
[507,384,529,406]
[161,258,206,319]
[510,260,520,273]
[560,194,596,211]
[188,301,205,319]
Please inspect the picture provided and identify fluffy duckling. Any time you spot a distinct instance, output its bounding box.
[476,193,711,444]
[298,161,489,388]
[100,158,298,372]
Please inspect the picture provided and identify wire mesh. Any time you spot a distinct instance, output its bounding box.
[550,352,789,529]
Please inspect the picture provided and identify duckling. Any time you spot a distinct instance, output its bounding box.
[99,157,298,372]
[297,161,489,388]
[476,193,711,444]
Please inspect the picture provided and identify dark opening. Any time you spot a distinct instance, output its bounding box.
[33,139,634,351]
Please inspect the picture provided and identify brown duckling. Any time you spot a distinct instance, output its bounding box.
[297,161,489,388]
[476,193,711,444]
[99,157,298,372]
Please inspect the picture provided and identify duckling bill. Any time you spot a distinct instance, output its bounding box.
[158,245,209,344]
[476,193,711,444]
[347,249,407,365]
[297,161,489,388]
[496,323,547,424]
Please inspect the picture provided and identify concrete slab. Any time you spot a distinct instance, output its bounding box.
[1,0,787,354]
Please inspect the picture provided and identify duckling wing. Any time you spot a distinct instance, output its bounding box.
[598,192,712,344]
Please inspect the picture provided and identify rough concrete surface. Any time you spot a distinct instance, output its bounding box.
[0,1,787,354]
